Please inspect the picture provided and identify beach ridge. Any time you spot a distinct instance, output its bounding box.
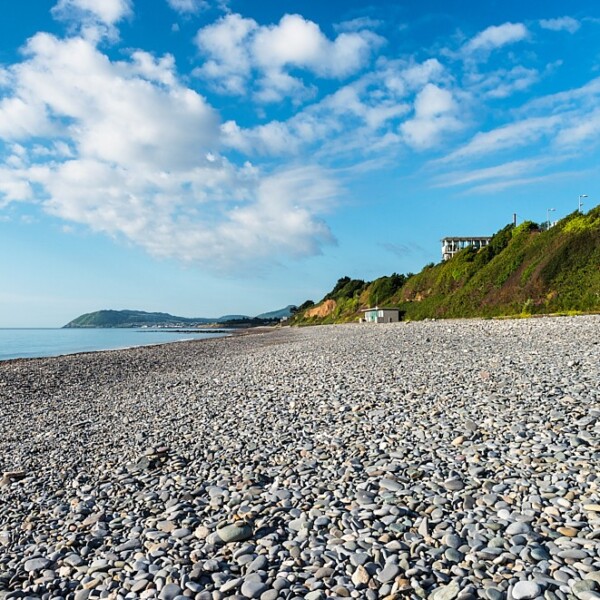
[1,317,599,598]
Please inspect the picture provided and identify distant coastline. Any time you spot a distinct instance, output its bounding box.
[63,307,296,329]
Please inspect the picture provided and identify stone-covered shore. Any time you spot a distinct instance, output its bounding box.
[1,317,599,600]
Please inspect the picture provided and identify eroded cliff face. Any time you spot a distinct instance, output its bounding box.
[305,299,336,318]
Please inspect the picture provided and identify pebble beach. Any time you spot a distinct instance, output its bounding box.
[1,317,599,600]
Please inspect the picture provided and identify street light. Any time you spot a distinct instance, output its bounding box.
[579,194,588,213]
[547,207,555,229]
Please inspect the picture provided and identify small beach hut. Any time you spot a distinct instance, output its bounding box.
[361,307,400,323]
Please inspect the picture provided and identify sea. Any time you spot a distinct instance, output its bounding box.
[0,328,231,361]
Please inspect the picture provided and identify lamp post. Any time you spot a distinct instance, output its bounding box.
[546,207,555,229]
[579,194,588,213]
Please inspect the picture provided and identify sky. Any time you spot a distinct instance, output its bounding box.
[0,0,599,326]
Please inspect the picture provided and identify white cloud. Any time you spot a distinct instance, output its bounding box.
[466,66,539,99]
[52,0,132,39]
[401,59,445,88]
[52,0,132,25]
[217,166,337,261]
[555,107,600,146]
[3,6,596,266]
[539,17,580,33]
[224,120,302,156]
[194,13,257,95]
[440,116,561,162]
[465,170,584,195]
[8,34,219,170]
[0,32,338,267]
[0,95,54,139]
[128,51,177,86]
[253,15,325,70]
[253,14,381,78]
[253,70,316,105]
[401,84,461,149]
[0,167,33,206]
[35,161,337,267]
[0,68,10,87]
[434,157,561,188]
[167,0,208,14]
[427,74,600,193]
[463,22,529,56]
[518,76,600,115]
[334,17,383,33]
[221,58,445,158]
[414,83,455,117]
[194,13,383,102]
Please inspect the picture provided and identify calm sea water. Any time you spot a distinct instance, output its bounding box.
[0,328,230,361]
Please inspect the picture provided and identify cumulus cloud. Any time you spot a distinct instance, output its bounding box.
[194,13,257,95]
[0,32,338,267]
[194,13,383,102]
[51,0,132,39]
[400,59,445,88]
[401,84,461,149]
[463,22,528,57]
[52,0,132,25]
[0,167,33,206]
[221,58,446,157]
[36,160,336,266]
[0,96,54,139]
[0,68,11,87]
[217,167,337,261]
[3,5,598,263]
[539,17,580,33]
[253,14,380,78]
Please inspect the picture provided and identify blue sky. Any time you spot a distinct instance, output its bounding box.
[1,0,599,326]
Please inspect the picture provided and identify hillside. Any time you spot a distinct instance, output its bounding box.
[255,305,297,319]
[292,206,600,324]
[63,309,225,328]
[64,305,297,328]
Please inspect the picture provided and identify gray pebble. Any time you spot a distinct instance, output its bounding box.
[512,581,542,600]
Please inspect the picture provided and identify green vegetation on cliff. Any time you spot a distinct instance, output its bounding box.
[292,206,600,324]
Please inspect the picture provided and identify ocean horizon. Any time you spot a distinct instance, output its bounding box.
[0,327,230,361]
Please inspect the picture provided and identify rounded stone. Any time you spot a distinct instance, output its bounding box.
[24,558,52,572]
[241,579,268,598]
[512,581,542,600]
[158,583,183,600]
[217,523,253,544]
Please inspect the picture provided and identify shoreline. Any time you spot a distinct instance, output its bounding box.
[0,326,247,365]
[1,316,599,599]
[0,311,590,364]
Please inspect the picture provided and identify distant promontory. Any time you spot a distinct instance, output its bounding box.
[63,306,297,328]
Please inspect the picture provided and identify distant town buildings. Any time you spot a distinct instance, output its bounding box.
[441,236,492,261]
